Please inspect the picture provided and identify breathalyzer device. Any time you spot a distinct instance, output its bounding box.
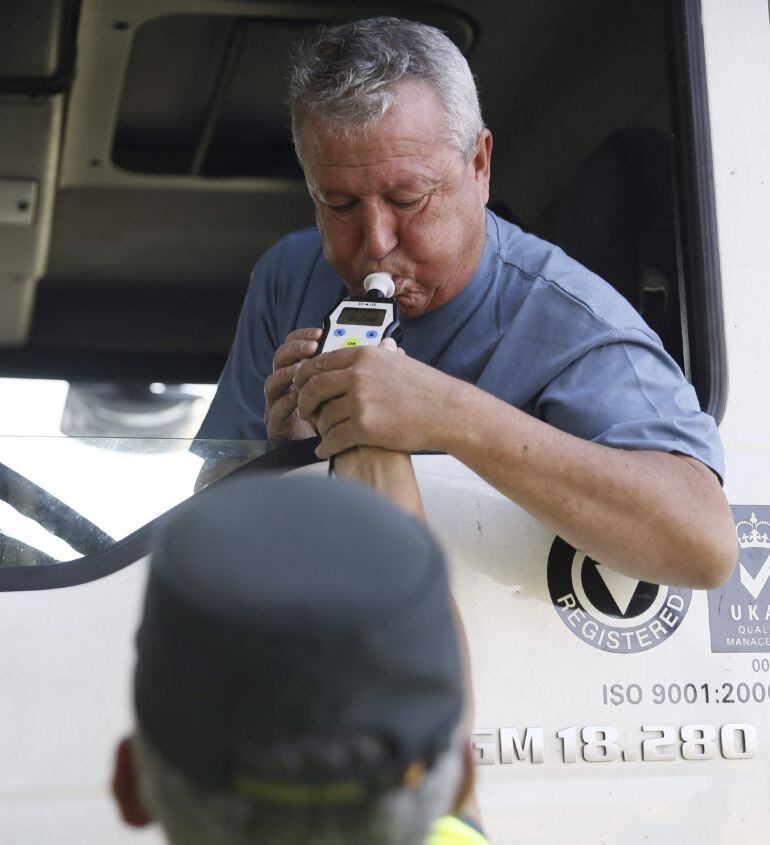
[318,272,401,354]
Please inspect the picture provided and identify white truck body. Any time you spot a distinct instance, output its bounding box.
[0,0,769,842]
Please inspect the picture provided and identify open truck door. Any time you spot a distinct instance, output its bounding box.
[0,0,768,842]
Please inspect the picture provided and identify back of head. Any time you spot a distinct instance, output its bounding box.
[131,473,464,845]
[288,16,484,164]
[133,728,465,845]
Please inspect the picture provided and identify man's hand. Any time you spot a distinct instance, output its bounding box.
[264,328,323,440]
[293,344,455,458]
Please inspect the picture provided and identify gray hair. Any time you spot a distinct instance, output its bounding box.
[288,17,484,165]
[133,728,464,845]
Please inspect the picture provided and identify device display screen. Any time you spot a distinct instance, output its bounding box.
[337,307,387,327]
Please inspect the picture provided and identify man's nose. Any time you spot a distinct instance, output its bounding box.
[361,202,398,260]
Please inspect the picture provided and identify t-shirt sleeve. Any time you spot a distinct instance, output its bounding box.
[194,241,287,443]
[534,327,725,483]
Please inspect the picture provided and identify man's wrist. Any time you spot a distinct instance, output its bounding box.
[334,445,412,486]
[430,377,486,456]
[333,446,425,522]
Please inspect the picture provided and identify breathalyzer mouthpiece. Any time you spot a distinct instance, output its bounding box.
[363,272,395,300]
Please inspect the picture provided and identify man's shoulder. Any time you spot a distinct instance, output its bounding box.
[260,226,323,269]
[489,212,652,339]
[251,226,334,296]
[247,226,344,327]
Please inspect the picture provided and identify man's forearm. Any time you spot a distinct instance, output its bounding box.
[331,444,481,826]
[332,446,426,523]
[436,380,737,588]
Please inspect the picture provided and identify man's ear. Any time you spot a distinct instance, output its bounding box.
[472,129,493,206]
[112,736,153,827]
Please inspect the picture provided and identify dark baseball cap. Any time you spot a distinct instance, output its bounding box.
[134,473,463,803]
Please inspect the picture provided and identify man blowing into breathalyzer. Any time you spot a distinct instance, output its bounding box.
[197,17,737,589]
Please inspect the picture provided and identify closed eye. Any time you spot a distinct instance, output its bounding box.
[326,199,358,213]
[324,195,425,213]
[389,196,425,209]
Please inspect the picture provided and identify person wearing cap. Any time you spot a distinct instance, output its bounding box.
[112,450,488,845]
[195,16,736,590]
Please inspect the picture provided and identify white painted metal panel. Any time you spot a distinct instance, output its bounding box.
[2,451,769,843]
[415,454,770,843]
[0,560,162,843]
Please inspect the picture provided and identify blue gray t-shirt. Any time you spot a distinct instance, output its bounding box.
[197,210,724,480]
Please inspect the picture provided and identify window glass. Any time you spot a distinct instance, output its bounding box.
[0,378,254,569]
[0,435,270,568]
[0,378,215,437]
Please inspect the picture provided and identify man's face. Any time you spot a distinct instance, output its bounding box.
[299,80,492,318]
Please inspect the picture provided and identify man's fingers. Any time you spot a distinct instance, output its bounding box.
[315,396,353,438]
[379,337,406,355]
[293,346,367,389]
[272,327,322,370]
[273,338,319,371]
[296,369,351,421]
[316,419,359,459]
[264,363,301,404]
[285,327,323,344]
[268,387,300,424]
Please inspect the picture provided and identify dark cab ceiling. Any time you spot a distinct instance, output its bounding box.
[0,0,671,382]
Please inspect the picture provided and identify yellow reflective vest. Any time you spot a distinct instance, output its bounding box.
[426,815,489,845]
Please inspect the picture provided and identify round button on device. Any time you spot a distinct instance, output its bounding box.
[342,338,361,347]
[365,330,379,339]
[333,328,346,337]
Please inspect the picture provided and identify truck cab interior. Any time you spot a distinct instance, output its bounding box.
[0,0,721,440]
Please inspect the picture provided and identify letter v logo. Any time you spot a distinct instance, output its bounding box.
[740,553,770,600]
